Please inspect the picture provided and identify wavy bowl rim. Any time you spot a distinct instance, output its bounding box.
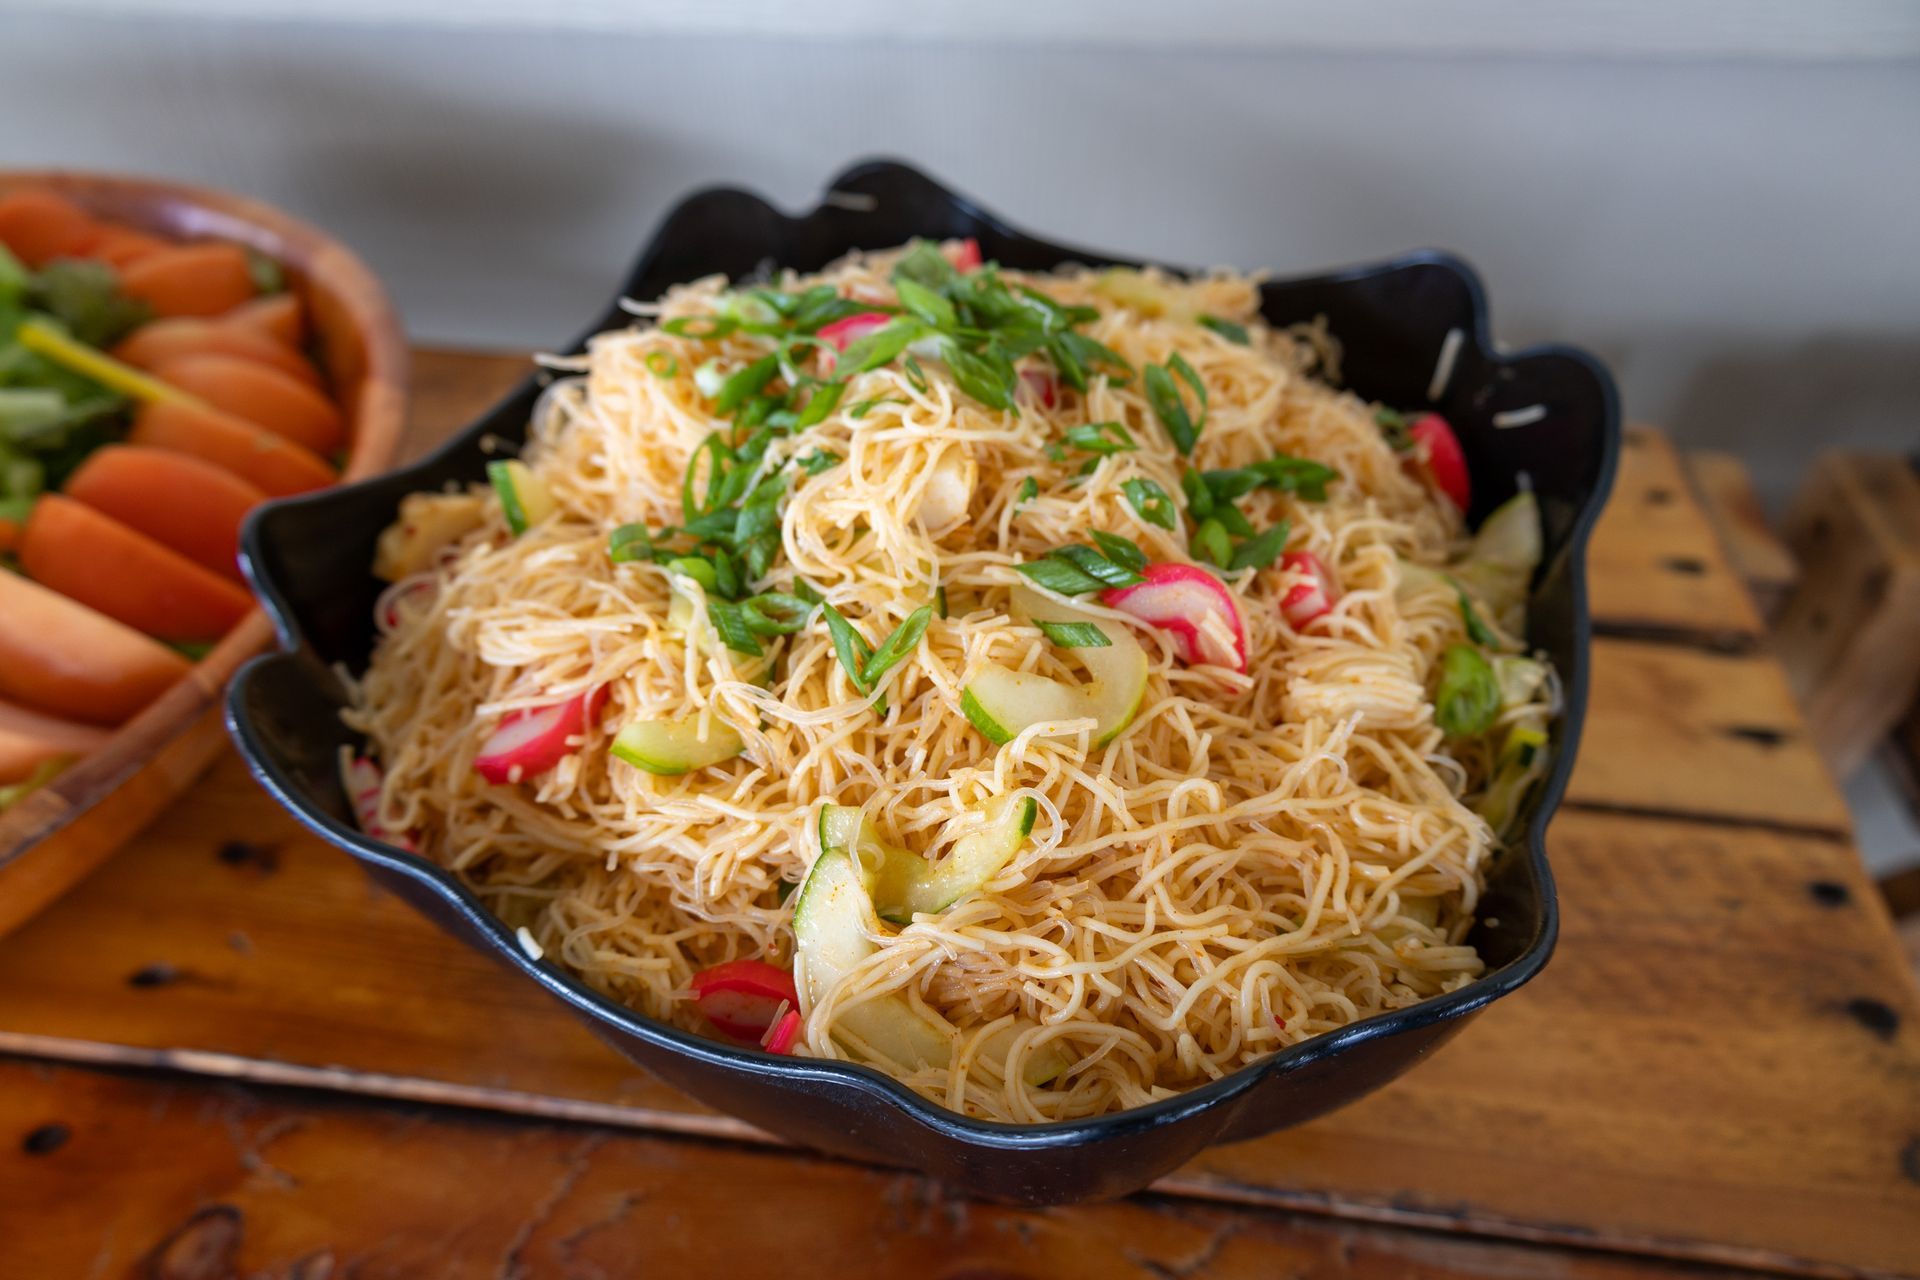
[228,158,1619,1150]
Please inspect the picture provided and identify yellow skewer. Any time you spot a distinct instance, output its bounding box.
[16,317,209,410]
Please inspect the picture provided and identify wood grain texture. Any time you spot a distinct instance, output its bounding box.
[1685,449,1797,619]
[0,768,1914,1272]
[1586,428,1765,646]
[1,353,1911,1277]
[0,1061,1730,1280]
[0,169,410,933]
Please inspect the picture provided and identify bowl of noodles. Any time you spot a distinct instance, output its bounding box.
[228,160,1618,1203]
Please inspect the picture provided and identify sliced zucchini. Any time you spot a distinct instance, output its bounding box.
[372,492,487,582]
[792,847,952,1070]
[960,586,1148,748]
[609,713,743,775]
[822,795,1037,924]
[487,459,558,537]
[1453,492,1540,634]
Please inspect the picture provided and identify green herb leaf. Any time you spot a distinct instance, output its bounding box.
[1037,620,1110,648]
[894,276,958,330]
[837,318,925,377]
[663,315,740,341]
[1436,644,1501,737]
[1455,584,1499,647]
[860,605,933,689]
[1145,361,1201,454]
[1198,315,1250,345]
[706,599,764,656]
[1122,477,1177,530]
[608,523,657,564]
[1061,421,1137,456]
[31,259,152,348]
[793,380,845,429]
[668,555,719,592]
[1191,518,1231,567]
[740,592,814,635]
[943,341,1016,411]
[1227,520,1291,573]
[1089,530,1148,573]
[892,240,957,291]
[714,355,779,413]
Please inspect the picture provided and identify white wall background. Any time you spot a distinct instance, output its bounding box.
[4,8,1917,514]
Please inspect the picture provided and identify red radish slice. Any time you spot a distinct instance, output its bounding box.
[374,576,435,633]
[1100,562,1248,673]
[1409,413,1470,512]
[690,959,801,1041]
[815,311,892,375]
[1279,551,1339,630]
[474,686,608,785]
[341,754,416,852]
[762,1007,804,1054]
[1020,368,1058,408]
[945,238,983,272]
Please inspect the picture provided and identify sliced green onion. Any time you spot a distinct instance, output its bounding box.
[860,605,934,690]
[794,380,846,429]
[663,315,740,341]
[608,523,657,564]
[741,592,814,635]
[1121,477,1176,530]
[1089,530,1147,573]
[1061,421,1136,456]
[1037,620,1110,648]
[1198,315,1250,345]
[1227,521,1291,573]
[715,355,779,414]
[706,599,763,656]
[1456,585,1499,647]
[1191,518,1231,567]
[1436,644,1501,737]
[645,350,679,379]
[796,450,841,476]
[1145,361,1200,454]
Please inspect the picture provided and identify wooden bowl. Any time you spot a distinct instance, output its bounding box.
[0,170,408,936]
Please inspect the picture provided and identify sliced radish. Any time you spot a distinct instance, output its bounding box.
[374,576,435,633]
[1409,413,1471,512]
[815,311,892,375]
[690,958,800,1042]
[1279,551,1339,630]
[1019,368,1058,408]
[761,1007,804,1054]
[945,238,983,272]
[474,686,608,785]
[1100,562,1248,673]
[341,754,415,852]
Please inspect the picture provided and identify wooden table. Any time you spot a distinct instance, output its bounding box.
[3,352,1917,1279]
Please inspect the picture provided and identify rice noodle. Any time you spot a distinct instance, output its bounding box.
[345,248,1543,1122]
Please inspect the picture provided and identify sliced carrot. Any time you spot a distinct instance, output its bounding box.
[115,319,321,388]
[20,495,254,643]
[0,517,20,556]
[86,227,170,270]
[64,445,268,583]
[224,293,305,346]
[118,243,255,318]
[150,353,343,454]
[130,402,336,498]
[0,190,100,267]
[0,698,111,785]
[0,571,190,726]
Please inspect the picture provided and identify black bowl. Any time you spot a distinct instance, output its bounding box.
[227,159,1619,1204]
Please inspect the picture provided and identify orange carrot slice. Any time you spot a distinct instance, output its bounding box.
[150,353,342,454]
[0,698,111,785]
[130,402,336,498]
[0,571,190,726]
[115,319,321,388]
[86,227,170,270]
[224,293,306,346]
[0,190,100,267]
[119,243,256,317]
[0,516,20,556]
[20,495,254,643]
[64,444,269,583]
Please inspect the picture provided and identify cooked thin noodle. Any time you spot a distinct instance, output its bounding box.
[346,248,1548,1122]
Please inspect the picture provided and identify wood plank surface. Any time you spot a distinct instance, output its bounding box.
[0,760,1914,1271]
[2,1061,1722,1280]
[3,351,1915,1277]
